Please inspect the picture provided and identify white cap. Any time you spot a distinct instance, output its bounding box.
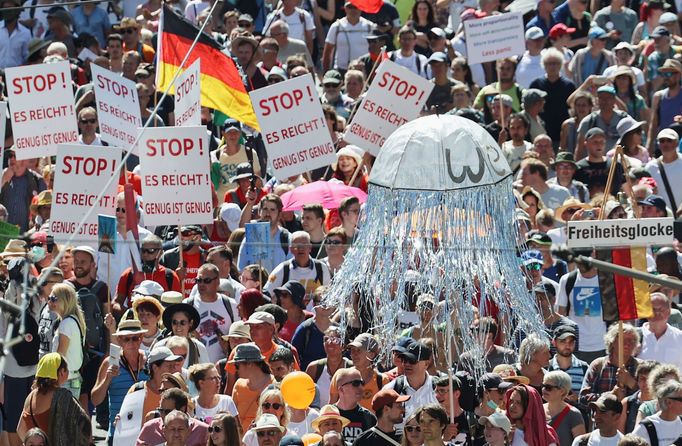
[220,202,242,232]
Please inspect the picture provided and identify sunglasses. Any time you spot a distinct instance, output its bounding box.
[120,335,141,343]
[324,336,343,344]
[208,426,223,433]
[238,21,252,27]
[257,430,280,438]
[669,396,682,402]
[326,239,343,245]
[262,402,284,410]
[196,277,218,284]
[405,426,421,433]
[661,71,675,78]
[115,207,126,213]
[121,28,136,34]
[172,319,189,326]
[526,263,542,271]
[400,356,418,365]
[48,294,58,302]
[342,379,364,387]
[80,118,96,124]
[542,383,559,391]
[141,248,160,254]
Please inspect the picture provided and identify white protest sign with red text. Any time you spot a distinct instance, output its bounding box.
[464,12,525,65]
[174,59,201,127]
[344,60,434,156]
[91,64,142,152]
[250,74,335,179]
[6,61,78,159]
[138,126,212,226]
[50,144,121,245]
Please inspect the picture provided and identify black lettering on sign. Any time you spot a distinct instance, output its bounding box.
[445,144,510,184]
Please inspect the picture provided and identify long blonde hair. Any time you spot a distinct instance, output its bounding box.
[52,283,86,333]
[255,387,289,427]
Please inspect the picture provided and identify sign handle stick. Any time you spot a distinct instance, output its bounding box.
[496,62,505,129]
[179,234,185,296]
[446,307,455,424]
[348,159,364,188]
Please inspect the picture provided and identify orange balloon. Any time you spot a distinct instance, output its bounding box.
[301,433,322,446]
[281,371,316,409]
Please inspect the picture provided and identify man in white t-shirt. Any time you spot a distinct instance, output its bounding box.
[637,292,682,371]
[184,264,238,362]
[645,128,682,211]
[323,2,374,72]
[571,393,623,446]
[557,250,607,364]
[516,27,547,89]
[390,26,429,79]
[632,380,682,445]
[263,0,315,53]
[502,113,533,174]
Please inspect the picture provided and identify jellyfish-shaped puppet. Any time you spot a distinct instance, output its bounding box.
[325,114,545,377]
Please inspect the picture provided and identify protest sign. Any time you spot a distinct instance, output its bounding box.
[138,126,212,226]
[174,59,201,127]
[5,61,78,159]
[464,12,525,65]
[344,60,434,155]
[250,74,335,179]
[567,217,674,248]
[242,222,271,265]
[91,64,142,152]
[50,144,121,245]
[0,221,20,252]
[98,214,117,254]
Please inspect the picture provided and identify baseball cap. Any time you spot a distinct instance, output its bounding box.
[522,88,547,106]
[371,389,411,412]
[588,26,607,40]
[478,410,512,433]
[148,346,183,363]
[638,194,667,213]
[274,281,306,309]
[549,23,575,39]
[585,127,606,140]
[220,202,242,232]
[427,51,449,64]
[589,392,623,413]
[323,70,343,86]
[280,435,304,446]
[597,85,616,95]
[349,333,379,353]
[657,128,680,141]
[72,245,97,262]
[401,341,432,362]
[392,336,414,354]
[492,94,513,108]
[429,27,446,39]
[480,373,515,392]
[520,249,543,266]
[525,26,545,40]
[527,232,552,246]
[651,25,670,38]
[132,280,164,298]
[660,11,677,24]
[222,118,242,133]
[365,29,391,41]
[553,324,578,340]
[238,13,253,23]
[247,311,276,326]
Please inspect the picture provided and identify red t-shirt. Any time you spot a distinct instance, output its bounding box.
[182,251,202,298]
[116,265,182,306]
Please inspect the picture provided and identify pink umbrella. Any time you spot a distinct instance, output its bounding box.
[280,181,368,211]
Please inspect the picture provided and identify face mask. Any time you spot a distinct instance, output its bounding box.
[31,246,46,262]
[141,259,156,273]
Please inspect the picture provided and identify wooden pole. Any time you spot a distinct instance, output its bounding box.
[496,62,506,130]
[446,308,455,424]
[178,235,185,296]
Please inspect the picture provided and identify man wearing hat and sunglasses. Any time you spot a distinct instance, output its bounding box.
[649,59,682,154]
[211,118,262,202]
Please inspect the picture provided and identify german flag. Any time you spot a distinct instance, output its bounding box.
[597,247,652,321]
[157,4,259,129]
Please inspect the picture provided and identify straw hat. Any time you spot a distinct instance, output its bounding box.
[30,190,52,213]
[112,315,148,336]
[0,239,26,259]
[311,405,350,433]
[132,295,164,316]
[554,198,590,223]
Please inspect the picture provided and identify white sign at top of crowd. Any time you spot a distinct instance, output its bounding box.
[174,59,202,127]
[249,73,337,179]
[5,61,79,160]
[91,64,143,153]
[566,217,675,248]
[137,125,213,226]
[50,143,121,246]
[464,12,526,65]
[344,60,435,156]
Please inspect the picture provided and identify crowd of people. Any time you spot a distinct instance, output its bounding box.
[1,0,682,445]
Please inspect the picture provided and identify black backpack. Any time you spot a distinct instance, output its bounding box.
[281,259,325,285]
[11,310,40,367]
[77,281,105,350]
[641,418,682,446]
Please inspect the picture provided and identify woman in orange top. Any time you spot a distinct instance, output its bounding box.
[230,344,276,434]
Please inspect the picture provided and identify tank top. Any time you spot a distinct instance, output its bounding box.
[108,358,150,435]
[317,364,332,407]
[659,88,682,131]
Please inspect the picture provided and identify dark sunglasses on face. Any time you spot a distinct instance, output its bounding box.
[400,355,418,365]
[80,118,96,124]
[343,379,364,387]
[120,335,140,343]
[257,430,280,437]
[526,263,542,271]
[262,402,283,410]
[172,319,189,326]
[116,207,126,213]
[326,239,343,245]
[208,425,223,433]
[238,21,252,27]
[48,295,58,302]
[542,383,559,391]
[405,426,421,433]
[121,28,136,34]
[141,248,160,254]
[196,276,218,284]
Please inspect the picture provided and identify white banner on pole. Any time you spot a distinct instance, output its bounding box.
[5,61,78,159]
[138,126,212,226]
[50,144,121,245]
[344,60,434,156]
[567,217,674,248]
[249,74,336,179]
[91,64,142,153]
[464,12,526,65]
[175,59,201,127]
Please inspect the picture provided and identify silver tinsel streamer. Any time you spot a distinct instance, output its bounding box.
[325,115,546,378]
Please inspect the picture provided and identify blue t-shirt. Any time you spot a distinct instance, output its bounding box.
[581,51,602,83]
[71,6,111,47]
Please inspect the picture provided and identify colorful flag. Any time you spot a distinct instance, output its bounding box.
[597,247,652,321]
[349,0,383,13]
[157,4,259,129]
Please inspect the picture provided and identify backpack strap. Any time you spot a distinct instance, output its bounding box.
[657,158,677,212]
[376,371,384,390]
[595,52,606,75]
[282,262,290,284]
[642,419,659,446]
[220,295,235,324]
[279,230,290,256]
[313,260,324,284]
[312,358,327,382]
[393,375,406,395]
[164,268,174,291]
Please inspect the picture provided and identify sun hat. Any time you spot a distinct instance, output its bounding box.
[311,405,350,432]
[253,413,286,432]
[228,343,266,364]
[112,317,148,336]
[132,295,164,316]
[348,333,379,353]
[273,281,306,309]
[162,303,201,331]
[221,320,251,341]
[160,291,184,307]
[30,190,52,213]
[555,198,590,223]
[36,352,62,379]
[0,240,26,259]
[132,280,164,299]
[616,116,646,139]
